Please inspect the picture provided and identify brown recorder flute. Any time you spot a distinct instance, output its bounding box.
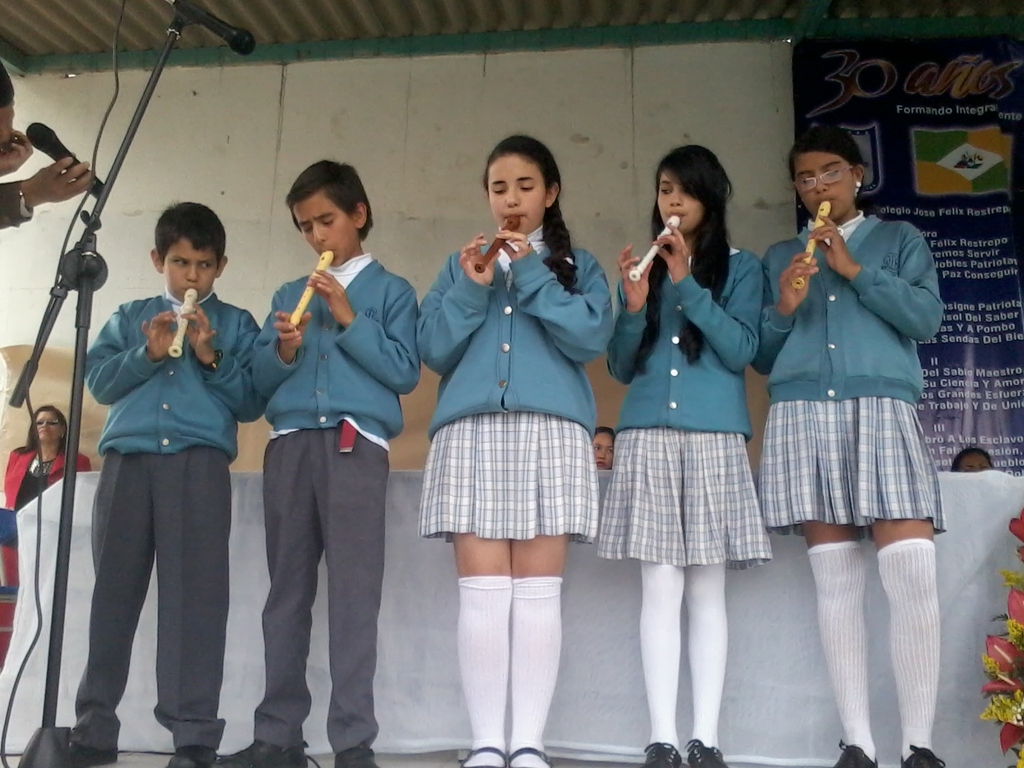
[290,250,334,325]
[792,201,831,290]
[474,215,523,273]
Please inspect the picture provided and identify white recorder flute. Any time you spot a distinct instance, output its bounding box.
[628,215,681,282]
[792,201,832,290]
[167,288,198,359]
[289,250,334,325]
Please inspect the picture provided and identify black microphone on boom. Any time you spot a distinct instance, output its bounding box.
[25,122,105,198]
[163,0,256,56]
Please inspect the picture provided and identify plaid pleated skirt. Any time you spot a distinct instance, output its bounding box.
[758,397,944,536]
[419,411,599,541]
[597,428,771,569]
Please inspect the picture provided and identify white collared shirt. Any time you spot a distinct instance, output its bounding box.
[808,211,865,245]
[325,252,373,288]
[837,211,866,239]
[495,226,570,288]
[164,288,213,315]
[496,226,546,274]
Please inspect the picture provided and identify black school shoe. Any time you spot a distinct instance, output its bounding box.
[168,746,218,768]
[508,748,552,768]
[685,740,728,768]
[462,747,508,768]
[69,743,118,768]
[216,740,306,768]
[641,743,682,768]
[335,744,380,768]
[833,742,878,768]
[902,746,945,768]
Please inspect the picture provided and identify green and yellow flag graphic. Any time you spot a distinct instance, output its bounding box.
[912,126,1011,195]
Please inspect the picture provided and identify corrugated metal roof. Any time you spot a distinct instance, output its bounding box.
[831,0,1023,19]
[3,0,796,55]
[1,0,1022,72]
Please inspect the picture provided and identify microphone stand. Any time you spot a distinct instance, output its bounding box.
[8,15,190,768]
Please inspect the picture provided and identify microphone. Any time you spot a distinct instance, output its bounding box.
[163,0,256,56]
[25,122,104,197]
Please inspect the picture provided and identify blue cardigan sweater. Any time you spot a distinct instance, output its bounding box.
[252,260,420,440]
[87,294,264,460]
[418,247,613,438]
[608,248,763,439]
[753,216,943,404]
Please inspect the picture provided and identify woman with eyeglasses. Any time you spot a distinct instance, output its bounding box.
[753,125,944,768]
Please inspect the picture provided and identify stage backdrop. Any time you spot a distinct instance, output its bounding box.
[793,38,1024,473]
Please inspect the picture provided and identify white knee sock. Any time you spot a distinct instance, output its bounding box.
[685,564,728,749]
[509,577,562,768]
[877,539,940,760]
[459,576,513,767]
[808,541,875,761]
[640,561,685,749]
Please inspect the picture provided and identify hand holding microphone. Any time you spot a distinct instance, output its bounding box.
[25,123,103,196]
[20,123,97,207]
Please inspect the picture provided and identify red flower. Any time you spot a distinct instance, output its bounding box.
[988,635,1024,672]
[984,679,1023,694]
[1010,590,1024,625]
[1001,722,1024,753]
[1010,509,1024,544]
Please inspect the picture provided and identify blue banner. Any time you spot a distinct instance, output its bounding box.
[793,38,1024,473]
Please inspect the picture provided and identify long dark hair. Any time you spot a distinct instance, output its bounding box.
[16,405,68,456]
[634,146,732,370]
[484,135,577,292]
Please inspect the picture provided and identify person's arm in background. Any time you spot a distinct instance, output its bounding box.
[0,159,93,230]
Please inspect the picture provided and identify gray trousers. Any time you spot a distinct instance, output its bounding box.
[254,429,388,753]
[72,447,232,750]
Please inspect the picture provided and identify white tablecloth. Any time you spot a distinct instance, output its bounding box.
[0,470,1017,768]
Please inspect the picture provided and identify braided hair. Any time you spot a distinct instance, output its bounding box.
[634,145,732,371]
[484,135,578,292]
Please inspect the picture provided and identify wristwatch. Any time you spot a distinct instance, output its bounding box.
[200,349,223,372]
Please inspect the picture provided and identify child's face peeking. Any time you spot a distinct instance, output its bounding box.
[485,153,559,238]
[292,191,367,266]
